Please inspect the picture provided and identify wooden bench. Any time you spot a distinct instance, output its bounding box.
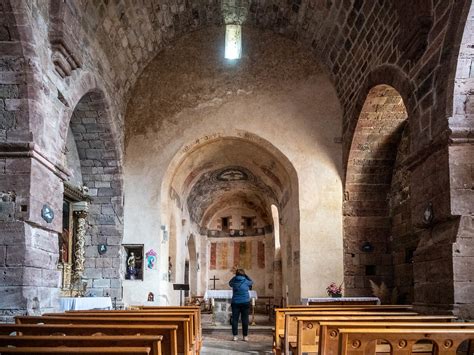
[47,310,199,353]
[0,335,162,355]
[0,347,152,354]
[276,310,418,355]
[0,324,177,355]
[288,315,456,355]
[135,306,202,346]
[314,321,474,355]
[59,308,201,351]
[16,316,191,355]
[338,328,474,355]
[274,306,418,347]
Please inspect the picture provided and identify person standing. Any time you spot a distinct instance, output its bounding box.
[229,268,253,341]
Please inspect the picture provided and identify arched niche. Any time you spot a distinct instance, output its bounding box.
[160,133,300,302]
[344,84,409,301]
[61,89,123,299]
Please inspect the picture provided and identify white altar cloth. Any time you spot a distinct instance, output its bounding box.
[204,290,258,300]
[59,297,113,311]
[301,297,380,305]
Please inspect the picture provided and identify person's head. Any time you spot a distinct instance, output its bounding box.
[235,268,246,276]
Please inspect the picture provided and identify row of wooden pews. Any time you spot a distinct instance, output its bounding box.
[273,304,474,355]
[0,305,201,355]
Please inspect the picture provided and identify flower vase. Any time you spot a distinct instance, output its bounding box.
[331,294,342,298]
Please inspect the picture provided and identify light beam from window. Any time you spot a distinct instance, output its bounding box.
[225,25,241,60]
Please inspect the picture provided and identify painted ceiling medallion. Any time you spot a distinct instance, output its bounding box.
[216,168,248,181]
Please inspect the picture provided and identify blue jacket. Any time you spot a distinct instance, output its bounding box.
[229,275,253,304]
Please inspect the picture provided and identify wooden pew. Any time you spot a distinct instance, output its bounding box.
[0,335,162,355]
[285,305,414,310]
[135,306,202,346]
[338,328,474,355]
[315,322,474,355]
[59,308,201,351]
[0,347,152,354]
[0,324,177,355]
[276,310,418,355]
[46,310,198,350]
[274,306,418,346]
[16,316,190,355]
[289,315,456,355]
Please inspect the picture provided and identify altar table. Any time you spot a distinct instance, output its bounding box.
[204,290,258,300]
[204,290,258,324]
[301,296,380,305]
[59,297,113,311]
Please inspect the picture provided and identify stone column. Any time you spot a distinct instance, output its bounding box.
[72,202,88,284]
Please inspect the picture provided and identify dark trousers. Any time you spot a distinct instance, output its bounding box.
[231,302,250,336]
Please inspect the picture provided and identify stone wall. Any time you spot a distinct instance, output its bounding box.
[0,0,472,317]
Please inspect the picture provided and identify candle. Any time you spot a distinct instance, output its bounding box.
[251,297,255,306]
[211,298,215,307]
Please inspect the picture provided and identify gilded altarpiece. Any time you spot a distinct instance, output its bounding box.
[58,183,89,296]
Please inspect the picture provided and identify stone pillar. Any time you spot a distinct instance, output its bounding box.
[0,145,64,321]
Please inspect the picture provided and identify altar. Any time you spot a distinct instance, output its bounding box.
[204,290,258,324]
[301,296,380,305]
[59,297,113,311]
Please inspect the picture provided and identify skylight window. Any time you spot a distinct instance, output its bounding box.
[225,25,242,60]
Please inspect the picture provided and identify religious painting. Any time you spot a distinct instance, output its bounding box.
[235,241,252,269]
[218,243,228,269]
[258,241,265,268]
[145,249,158,270]
[210,242,217,270]
[233,242,240,267]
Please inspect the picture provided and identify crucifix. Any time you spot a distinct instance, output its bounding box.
[209,275,220,290]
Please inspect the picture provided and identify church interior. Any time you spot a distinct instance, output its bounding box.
[0,0,473,353]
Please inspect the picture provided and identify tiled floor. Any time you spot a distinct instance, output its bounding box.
[201,332,273,355]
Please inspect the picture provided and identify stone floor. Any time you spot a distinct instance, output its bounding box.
[201,332,273,355]
[201,312,273,354]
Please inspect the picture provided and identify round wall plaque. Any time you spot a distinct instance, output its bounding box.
[41,204,54,223]
[98,244,107,255]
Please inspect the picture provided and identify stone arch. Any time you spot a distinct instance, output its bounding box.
[160,131,304,303]
[344,64,417,171]
[449,0,474,319]
[1,0,42,144]
[65,88,123,299]
[344,84,409,299]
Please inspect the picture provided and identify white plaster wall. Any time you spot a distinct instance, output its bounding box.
[124,28,344,304]
[124,81,343,303]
